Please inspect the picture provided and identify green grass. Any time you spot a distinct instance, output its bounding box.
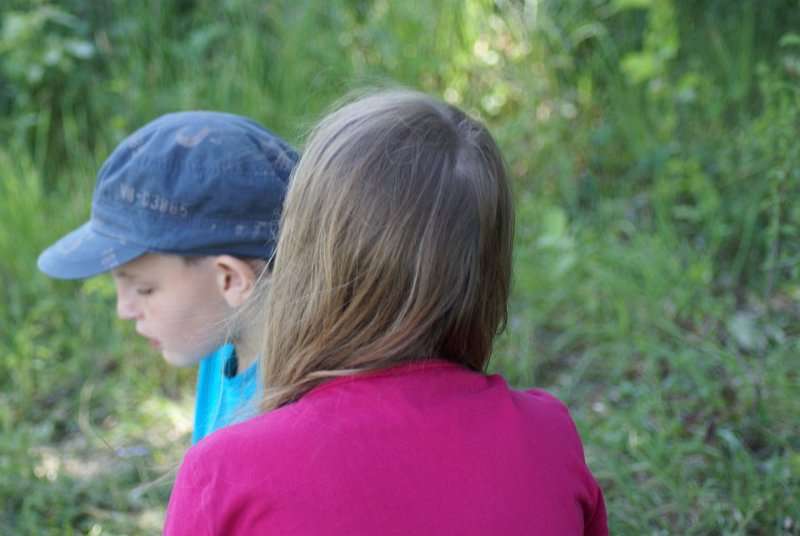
[1,0,798,534]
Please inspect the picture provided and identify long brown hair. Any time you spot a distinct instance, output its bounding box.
[257,89,514,411]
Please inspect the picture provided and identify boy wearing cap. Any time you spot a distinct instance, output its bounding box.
[38,111,299,443]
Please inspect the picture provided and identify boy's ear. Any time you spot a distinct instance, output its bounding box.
[212,255,261,308]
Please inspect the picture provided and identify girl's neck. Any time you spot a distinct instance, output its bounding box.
[230,331,259,373]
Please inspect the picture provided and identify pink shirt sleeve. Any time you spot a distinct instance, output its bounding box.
[585,483,608,535]
[163,453,212,536]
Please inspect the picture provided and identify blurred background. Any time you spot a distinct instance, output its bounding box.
[1,0,798,533]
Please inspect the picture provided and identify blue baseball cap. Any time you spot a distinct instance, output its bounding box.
[37,111,299,279]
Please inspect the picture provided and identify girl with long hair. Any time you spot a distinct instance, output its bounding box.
[165,89,607,535]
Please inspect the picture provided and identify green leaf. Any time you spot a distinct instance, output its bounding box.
[621,52,660,83]
[779,33,800,47]
[613,0,653,11]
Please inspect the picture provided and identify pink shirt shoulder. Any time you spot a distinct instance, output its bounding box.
[165,360,608,535]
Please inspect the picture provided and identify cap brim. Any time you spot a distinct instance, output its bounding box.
[37,222,148,280]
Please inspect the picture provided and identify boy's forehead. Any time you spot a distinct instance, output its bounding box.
[111,262,146,280]
[111,267,132,278]
[111,253,174,278]
[112,253,214,278]
[112,265,144,279]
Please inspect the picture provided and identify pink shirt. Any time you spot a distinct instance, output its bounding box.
[165,360,607,535]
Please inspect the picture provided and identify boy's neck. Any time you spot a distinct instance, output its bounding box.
[230,336,259,373]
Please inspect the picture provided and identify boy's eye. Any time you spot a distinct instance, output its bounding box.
[136,288,154,296]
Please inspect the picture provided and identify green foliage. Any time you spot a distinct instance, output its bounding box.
[0,4,105,182]
[1,0,798,533]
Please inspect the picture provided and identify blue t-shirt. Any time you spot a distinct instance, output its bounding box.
[192,343,259,444]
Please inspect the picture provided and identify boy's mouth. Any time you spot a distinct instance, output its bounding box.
[138,331,161,349]
[135,327,160,348]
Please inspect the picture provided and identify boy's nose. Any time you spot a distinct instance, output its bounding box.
[116,295,142,320]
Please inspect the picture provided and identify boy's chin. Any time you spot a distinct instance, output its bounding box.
[161,349,204,367]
